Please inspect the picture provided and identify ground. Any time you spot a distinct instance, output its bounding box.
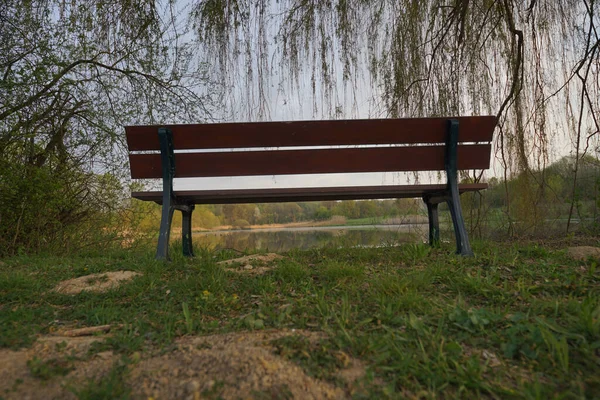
[0,329,361,399]
[0,238,599,399]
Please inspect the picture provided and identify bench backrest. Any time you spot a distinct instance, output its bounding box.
[125,117,496,179]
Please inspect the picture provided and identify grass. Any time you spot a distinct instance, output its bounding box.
[27,356,74,380]
[1,239,600,398]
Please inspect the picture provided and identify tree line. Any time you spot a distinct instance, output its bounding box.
[136,199,420,230]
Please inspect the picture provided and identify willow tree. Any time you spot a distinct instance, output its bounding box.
[0,0,215,254]
[190,0,600,235]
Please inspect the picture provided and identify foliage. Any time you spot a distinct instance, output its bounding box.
[0,1,216,255]
[465,155,600,237]
[232,219,250,228]
[27,356,74,380]
[0,159,125,255]
[313,206,332,221]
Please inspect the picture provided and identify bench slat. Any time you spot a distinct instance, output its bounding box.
[125,116,496,151]
[129,144,491,179]
[132,184,488,204]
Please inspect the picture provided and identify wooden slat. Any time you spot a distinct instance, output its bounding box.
[132,184,488,204]
[125,116,496,151]
[129,145,491,179]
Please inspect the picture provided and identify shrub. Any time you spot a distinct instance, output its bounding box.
[233,219,250,228]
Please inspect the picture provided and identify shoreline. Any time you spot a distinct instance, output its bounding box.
[191,215,428,233]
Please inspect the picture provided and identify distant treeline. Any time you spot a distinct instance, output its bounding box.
[461,155,600,236]
[137,198,422,230]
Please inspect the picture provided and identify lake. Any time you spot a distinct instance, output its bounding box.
[193,224,428,252]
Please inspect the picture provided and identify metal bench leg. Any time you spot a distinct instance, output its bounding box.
[180,204,195,257]
[447,190,473,256]
[445,119,473,256]
[156,200,174,260]
[423,197,440,247]
[156,127,176,261]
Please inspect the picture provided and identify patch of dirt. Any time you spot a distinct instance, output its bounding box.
[218,253,285,275]
[463,346,502,368]
[0,329,366,400]
[131,330,357,399]
[336,358,368,385]
[567,246,600,262]
[53,271,142,295]
[0,333,111,400]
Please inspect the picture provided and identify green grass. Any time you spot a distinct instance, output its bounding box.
[342,217,385,226]
[27,356,74,380]
[1,240,600,398]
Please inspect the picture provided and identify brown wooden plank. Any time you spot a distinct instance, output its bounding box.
[125,116,496,151]
[129,145,491,179]
[132,184,488,204]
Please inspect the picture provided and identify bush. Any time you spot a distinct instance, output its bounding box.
[233,219,250,228]
[313,207,332,221]
[0,160,125,256]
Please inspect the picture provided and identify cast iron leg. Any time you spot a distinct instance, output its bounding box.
[444,119,474,256]
[156,201,174,260]
[447,190,473,256]
[181,204,195,257]
[424,199,440,247]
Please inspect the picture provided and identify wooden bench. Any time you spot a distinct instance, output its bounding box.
[125,117,496,260]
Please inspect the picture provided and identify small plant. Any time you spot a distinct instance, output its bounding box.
[88,324,144,355]
[403,243,430,263]
[448,306,492,332]
[182,302,193,334]
[27,357,73,380]
[501,315,544,360]
[539,326,570,373]
[239,312,265,329]
[578,296,600,337]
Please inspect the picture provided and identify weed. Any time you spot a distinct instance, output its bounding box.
[539,326,570,373]
[402,243,431,263]
[27,357,74,380]
[182,301,193,334]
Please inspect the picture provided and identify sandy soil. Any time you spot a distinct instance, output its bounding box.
[53,271,142,295]
[567,246,600,261]
[217,253,285,275]
[0,329,365,400]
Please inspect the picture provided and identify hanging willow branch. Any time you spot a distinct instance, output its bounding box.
[177,1,600,235]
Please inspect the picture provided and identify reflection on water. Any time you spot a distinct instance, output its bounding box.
[193,224,427,252]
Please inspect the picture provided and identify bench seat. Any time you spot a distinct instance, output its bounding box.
[132,184,487,205]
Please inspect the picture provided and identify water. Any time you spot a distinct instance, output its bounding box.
[193,224,427,252]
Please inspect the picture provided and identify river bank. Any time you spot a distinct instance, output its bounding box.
[192,214,428,233]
